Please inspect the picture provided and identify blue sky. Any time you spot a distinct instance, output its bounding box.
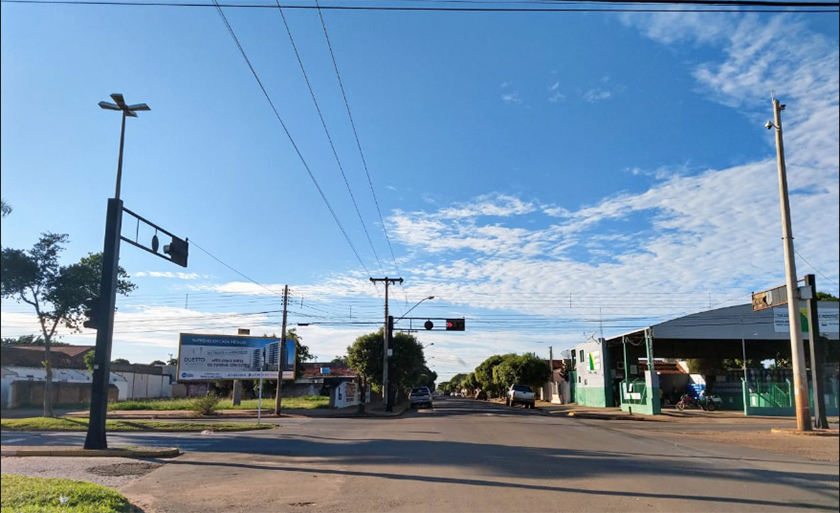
[2,1,838,382]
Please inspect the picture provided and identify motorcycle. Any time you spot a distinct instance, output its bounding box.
[676,393,721,411]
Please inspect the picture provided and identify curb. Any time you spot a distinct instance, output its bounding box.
[770,428,839,437]
[562,412,650,422]
[1,447,181,458]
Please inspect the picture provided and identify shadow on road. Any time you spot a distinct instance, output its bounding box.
[156,455,836,511]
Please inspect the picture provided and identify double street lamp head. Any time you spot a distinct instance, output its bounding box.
[98,93,150,117]
[98,93,150,200]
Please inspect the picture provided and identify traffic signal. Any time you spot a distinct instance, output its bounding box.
[163,236,189,267]
[445,318,465,331]
[83,297,101,330]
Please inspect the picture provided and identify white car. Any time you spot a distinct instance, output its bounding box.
[409,386,433,409]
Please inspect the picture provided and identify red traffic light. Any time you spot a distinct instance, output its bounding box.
[445,318,465,331]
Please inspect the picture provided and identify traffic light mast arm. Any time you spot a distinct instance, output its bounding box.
[120,206,188,267]
[396,317,466,331]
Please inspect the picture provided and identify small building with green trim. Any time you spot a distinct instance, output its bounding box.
[572,301,839,417]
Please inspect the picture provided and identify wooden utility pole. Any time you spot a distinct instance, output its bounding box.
[370,277,402,411]
[274,285,289,416]
[769,97,811,431]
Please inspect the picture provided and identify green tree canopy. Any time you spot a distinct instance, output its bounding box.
[1,334,70,347]
[1,233,136,416]
[475,354,519,398]
[491,353,550,391]
[816,291,839,302]
[346,328,428,394]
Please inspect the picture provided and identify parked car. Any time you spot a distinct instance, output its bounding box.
[409,386,433,409]
[474,389,487,400]
[506,384,536,409]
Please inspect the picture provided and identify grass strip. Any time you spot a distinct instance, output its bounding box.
[1,475,133,513]
[107,395,330,411]
[1,417,274,432]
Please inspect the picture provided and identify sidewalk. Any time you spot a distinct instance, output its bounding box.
[535,400,840,425]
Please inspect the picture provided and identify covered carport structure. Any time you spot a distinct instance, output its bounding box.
[603,302,839,416]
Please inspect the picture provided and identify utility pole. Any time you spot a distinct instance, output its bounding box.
[804,275,828,429]
[549,346,554,402]
[769,97,811,431]
[275,285,289,417]
[370,277,403,411]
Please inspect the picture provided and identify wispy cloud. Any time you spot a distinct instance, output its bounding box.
[502,91,522,104]
[582,89,612,103]
[133,271,204,280]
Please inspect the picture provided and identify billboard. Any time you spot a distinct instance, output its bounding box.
[177,333,296,381]
[774,308,840,334]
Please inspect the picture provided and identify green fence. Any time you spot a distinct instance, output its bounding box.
[742,379,839,416]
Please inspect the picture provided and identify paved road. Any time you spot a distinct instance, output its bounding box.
[4,398,838,513]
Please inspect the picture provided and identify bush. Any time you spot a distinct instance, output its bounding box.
[192,394,220,415]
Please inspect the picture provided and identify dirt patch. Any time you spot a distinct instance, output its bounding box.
[669,430,839,462]
[87,462,162,477]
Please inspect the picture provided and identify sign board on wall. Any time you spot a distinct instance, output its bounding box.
[774,308,840,334]
[177,333,296,381]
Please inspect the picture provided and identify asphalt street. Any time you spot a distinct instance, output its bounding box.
[3,398,838,513]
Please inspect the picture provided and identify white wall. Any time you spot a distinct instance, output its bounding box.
[1,366,171,406]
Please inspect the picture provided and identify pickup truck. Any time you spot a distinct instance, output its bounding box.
[507,384,536,409]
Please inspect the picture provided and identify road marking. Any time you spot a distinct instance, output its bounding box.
[2,437,27,444]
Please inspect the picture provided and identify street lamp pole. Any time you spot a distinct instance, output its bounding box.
[768,97,811,432]
[85,94,150,450]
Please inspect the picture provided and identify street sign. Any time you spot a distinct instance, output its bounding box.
[752,285,788,311]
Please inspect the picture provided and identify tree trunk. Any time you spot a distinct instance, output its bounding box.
[43,337,54,417]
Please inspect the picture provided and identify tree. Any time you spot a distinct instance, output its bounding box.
[150,360,166,366]
[491,353,550,391]
[1,334,70,347]
[346,328,427,395]
[474,354,510,398]
[1,233,136,417]
[84,350,95,371]
[111,358,130,365]
[417,365,437,391]
[331,355,349,365]
[816,292,839,302]
[461,372,478,394]
[1,198,11,218]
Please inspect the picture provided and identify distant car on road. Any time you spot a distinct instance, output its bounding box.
[409,386,433,409]
[506,384,536,409]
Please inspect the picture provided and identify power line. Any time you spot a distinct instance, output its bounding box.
[313,0,404,279]
[794,249,840,288]
[210,0,372,277]
[2,0,836,13]
[273,0,386,277]
[190,239,285,297]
